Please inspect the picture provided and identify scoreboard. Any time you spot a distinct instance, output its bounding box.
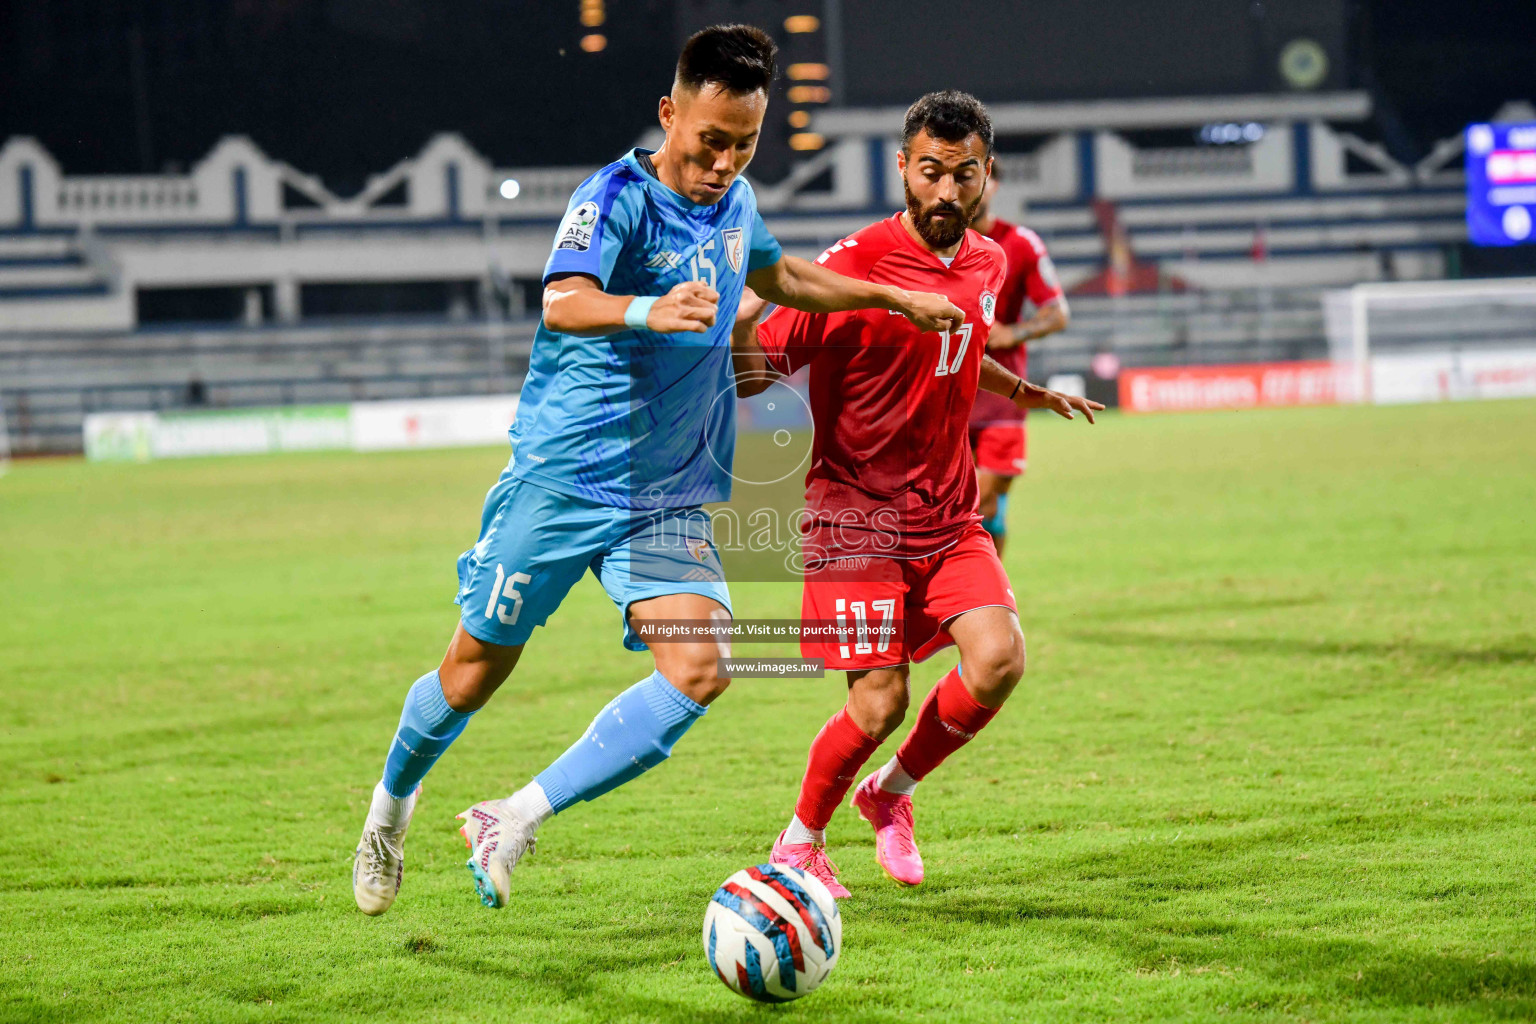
[1466,122,1536,246]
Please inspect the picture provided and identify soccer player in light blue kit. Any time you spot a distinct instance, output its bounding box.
[353,24,964,915]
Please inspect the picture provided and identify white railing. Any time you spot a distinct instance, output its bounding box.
[56,176,201,217]
[0,134,595,231]
[485,166,595,217]
[992,153,1044,184]
[1132,146,1255,178]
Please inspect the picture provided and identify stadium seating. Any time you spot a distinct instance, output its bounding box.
[0,322,533,454]
[1028,290,1327,383]
[0,234,107,297]
[768,188,1462,291]
[0,98,1500,454]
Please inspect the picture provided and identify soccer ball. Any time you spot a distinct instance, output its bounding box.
[702,863,842,1002]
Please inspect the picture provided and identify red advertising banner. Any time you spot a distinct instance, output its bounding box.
[1119,361,1352,413]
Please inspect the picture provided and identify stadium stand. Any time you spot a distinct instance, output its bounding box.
[1029,290,1329,382]
[0,234,109,299]
[0,92,1517,454]
[0,323,533,455]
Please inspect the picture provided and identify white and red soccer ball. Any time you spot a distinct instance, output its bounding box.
[702,863,842,1002]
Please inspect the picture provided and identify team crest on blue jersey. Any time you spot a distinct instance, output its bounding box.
[722,227,745,274]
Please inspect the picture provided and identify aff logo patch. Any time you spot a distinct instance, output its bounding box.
[980,290,997,325]
[721,227,745,274]
[556,201,600,251]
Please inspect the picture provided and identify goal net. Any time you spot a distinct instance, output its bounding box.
[1323,278,1536,405]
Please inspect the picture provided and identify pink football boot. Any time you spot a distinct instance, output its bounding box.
[852,772,924,886]
[770,830,851,899]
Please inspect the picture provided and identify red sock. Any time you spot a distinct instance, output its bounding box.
[895,666,1000,781]
[794,708,882,831]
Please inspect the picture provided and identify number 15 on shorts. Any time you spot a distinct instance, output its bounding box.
[485,564,532,626]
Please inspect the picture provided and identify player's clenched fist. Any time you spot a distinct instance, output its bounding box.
[896,290,966,333]
[648,281,719,333]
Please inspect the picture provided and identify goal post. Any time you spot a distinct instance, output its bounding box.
[1324,277,1536,405]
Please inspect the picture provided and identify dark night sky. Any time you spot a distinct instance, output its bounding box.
[1,0,1533,191]
[0,0,677,191]
[1361,0,1536,160]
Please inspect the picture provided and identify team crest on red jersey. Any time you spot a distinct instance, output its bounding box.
[721,228,745,273]
[980,290,997,325]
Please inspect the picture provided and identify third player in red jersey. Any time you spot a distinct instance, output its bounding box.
[733,91,1101,896]
[968,172,1071,555]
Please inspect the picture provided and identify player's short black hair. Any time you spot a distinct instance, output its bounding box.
[902,90,994,156]
[675,24,777,95]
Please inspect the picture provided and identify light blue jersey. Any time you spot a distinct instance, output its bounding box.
[509,149,783,509]
[452,150,783,651]
[375,145,786,851]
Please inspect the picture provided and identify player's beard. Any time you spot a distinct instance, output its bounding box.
[903,179,982,250]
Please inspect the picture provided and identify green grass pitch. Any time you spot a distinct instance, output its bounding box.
[2,400,1533,1023]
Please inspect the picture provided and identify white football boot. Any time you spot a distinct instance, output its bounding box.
[353,782,420,916]
[457,799,539,909]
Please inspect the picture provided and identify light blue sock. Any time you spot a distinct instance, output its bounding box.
[533,670,707,813]
[982,492,1009,538]
[381,671,474,799]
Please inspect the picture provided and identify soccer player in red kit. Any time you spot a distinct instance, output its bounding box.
[732,92,1102,896]
[968,171,1071,555]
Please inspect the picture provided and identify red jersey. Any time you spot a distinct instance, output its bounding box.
[969,218,1064,425]
[757,213,1007,559]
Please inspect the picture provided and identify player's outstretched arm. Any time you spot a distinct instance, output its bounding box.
[978,354,1104,424]
[543,274,720,337]
[746,255,964,333]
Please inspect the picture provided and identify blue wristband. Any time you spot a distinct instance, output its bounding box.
[624,296,657,330]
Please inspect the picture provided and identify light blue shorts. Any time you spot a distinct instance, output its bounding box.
[455,469,731,651]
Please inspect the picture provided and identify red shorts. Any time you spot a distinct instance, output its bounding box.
[800,524,1017,670]
[969,420,1028,476]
